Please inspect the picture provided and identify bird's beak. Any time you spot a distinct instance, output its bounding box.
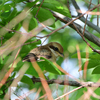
[55,51,64,57]
[60,53,64,57]
[58,52,64,57]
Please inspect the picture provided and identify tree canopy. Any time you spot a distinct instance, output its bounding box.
[0,0,100,99]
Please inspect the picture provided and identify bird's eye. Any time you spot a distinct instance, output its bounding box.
[54,47,58,51]
[49,46,59,51]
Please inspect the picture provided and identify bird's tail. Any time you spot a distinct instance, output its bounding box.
[22,53,38,62]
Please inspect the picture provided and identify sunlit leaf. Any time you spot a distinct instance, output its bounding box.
[40,0,71,18]
[31,8,55,23]
[38,57,64,75]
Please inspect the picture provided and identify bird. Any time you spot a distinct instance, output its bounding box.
[22,42,64,62]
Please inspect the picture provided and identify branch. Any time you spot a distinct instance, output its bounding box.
[71,0,100,33]
[5,77,100,87]
[53,14,100,47]
[31,77,100,87]
[32,77,81,87]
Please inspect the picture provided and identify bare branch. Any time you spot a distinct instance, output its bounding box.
[53,14,100,47]
[71,0,100,33]
[32,77,100,87]
[5,77,100,88]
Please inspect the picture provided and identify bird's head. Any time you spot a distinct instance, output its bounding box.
[47,42,64,57]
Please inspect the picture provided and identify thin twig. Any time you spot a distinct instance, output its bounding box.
[48,3,100,40]
[76,45,82,80]
[97,0,99,26]
[55,86,83,100]
[71,0,100,33]
[35,0,53,32]
[53,14,100,53]
[83,0,92,35]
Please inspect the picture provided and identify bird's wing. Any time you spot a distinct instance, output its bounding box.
[29,46,53,61]
[22,53,38,62]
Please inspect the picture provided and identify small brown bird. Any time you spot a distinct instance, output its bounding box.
[22,42,64,62]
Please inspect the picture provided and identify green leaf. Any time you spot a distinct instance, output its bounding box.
[19,39,41,58]
[74,52,100,70]
[0,0,3,5]
[15,61,39,77]
[71,52,87,58]
[71,52,100,59]
[25,63,38,77]
[0,56,11,70]
[1,10,12,19]
[26,0,39,7]
[4,33,15,40]
[21,75,33,86]
[89,53,100,60]
[31,8,55,22]
[16,56,64,77]
[38,57,64,75]
[1,4,12,19]
[40,0,71,18]
[7,8,18,21]
[82,59,100,70]
[92,65,100,74]
[56,57,63,66]
[0,90,3,95]
[14,0,26,3]
[14,23,22,31]
[0,1,4,12]
[0,64,4,70]
[72,52,100,59]
[28,18,37,31]
[14,61,24,71]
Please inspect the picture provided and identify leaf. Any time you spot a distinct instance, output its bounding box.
[19,39,41,58]
[4,33,15,40]
[89,53,100,60]
[14,23,22,31]
[14,61,24,71]
[0,56,11,70]
[15,61,39,77]
[31,8,55,23]
[73,52,100,70]
[1,10,12,19]
[71,52,100,59]
[25,63,39,77]
[38,57,64,75]
[7,8,18,21]
[26,0,39,7]
[0,64,4,70]
[0,90,3,95]
[92,65,100,74]
[1,4,12,19]
[56,57,63,66]
[14,0,26,3]
[28,18,37,31]
[82,59,100,70]
[17,58,64,77]
[71,52,87,58]
[0,0,3,5]
[21,75,33,86]
[40,0,71,18]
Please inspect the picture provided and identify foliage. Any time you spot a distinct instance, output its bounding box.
[0,0,100,99]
